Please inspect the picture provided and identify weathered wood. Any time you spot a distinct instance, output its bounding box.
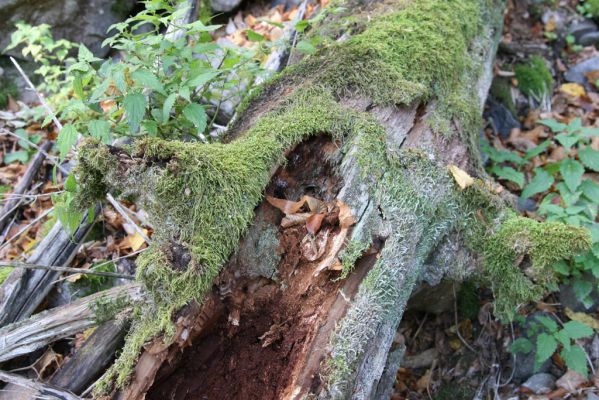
[0,283,141,363]
[0,206,100,327]
[0,370,81,400]
[50,320,129,394]
[0,261,135,280]
[0,140,52,234]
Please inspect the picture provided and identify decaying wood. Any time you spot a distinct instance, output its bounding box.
[50,320,129,395]
[0,206,100,327]
[0,140,52,234]
[0,261,135,280]
[0,283,141,363]
[0,370,81,400]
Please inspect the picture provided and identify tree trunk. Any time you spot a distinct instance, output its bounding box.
[69,0,590,399]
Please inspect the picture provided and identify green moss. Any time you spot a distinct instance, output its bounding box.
[515,56,553,102]
[482,215,591,321]
[490,77,517,115]
[92,294,132,324]
[0,77,18,109]
[583,0,599,17]
[339,239,370,279]
[457,281,480,320]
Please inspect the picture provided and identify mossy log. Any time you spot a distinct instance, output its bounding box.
[71,0,591,399]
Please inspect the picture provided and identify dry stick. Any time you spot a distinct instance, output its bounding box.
[0,140,53,234]
[0,128,64,172]
[9,57,150,246]
[0,207,53,252]
[0,370,82,400]
[0,261,134,280]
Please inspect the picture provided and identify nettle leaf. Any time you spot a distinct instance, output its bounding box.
[555,133,581,150]
[535,333,558,369]
[563,320,594,340]
[522,169,554,199]
[123,92,147,134]
[509,337,533,354]
[580,179,599,202]
[539,119,567,133]
[57,124,79,159]
[561,345,588,376]
[491,166,525,187]
[131,68,165,94]
[295,20,310,32]
[187,71,219,88]
[579,146,599,172]
[560,159,585,192]
[65,173,77,193]
[572,279,593,304]
[296,40,317,55]
[3,150,29,164]
[88,120,111,143]
[525,140,551,160]
[536,315,558,333]
[162,93,177,123]
[182,103,207,132]
[246,29,265,42]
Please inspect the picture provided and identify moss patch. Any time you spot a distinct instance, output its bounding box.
[482,215,590,321]
[515,55,554,102]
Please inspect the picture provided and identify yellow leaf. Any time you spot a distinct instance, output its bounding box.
[127,229,148,251]
[560,83,586,97]
[66,273,83,283]
[448,165,474,189]
[565,308,599,330]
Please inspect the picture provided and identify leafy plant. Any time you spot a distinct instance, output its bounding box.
[515,55,554,102]
[578,0,599,18]
[3,128,42,164]
[510,314,593,376]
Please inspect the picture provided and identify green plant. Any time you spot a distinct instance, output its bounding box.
[515,55,554,102]
[578,0,599,18]
[0,76,19,108]
[3,128,42,164]
[510,314,593,376]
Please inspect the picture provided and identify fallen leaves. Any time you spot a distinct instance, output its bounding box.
[448,165,474,189]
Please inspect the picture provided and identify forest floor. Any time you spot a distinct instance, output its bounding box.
[0,0,598,399]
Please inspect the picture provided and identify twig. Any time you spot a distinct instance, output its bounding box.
[0,260,134,280]
[0,128,64,171]
[106,193,151,244]
[0,206,53,252]
[0,370,81,400]
[452,283,477,353]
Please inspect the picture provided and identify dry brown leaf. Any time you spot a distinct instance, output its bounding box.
[448,165,474,189]
[556,370,587,392]
[281,213,311,228]
[125,229,148,251]
[301,230,329,261]
[306,213,325,235]
[266,195,323,215]
[416,368,432,391]
[564,307,599,330]
[337,200,356,228]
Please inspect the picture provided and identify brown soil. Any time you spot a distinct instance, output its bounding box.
[146,136,375,400]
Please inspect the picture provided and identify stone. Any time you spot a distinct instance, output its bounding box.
[485,98,520,139]
[0,0,136,58]
[564,56,599,87]
[556,370,587,392]
[588,392,599,400]
[568,19,599,46]
[517,198,538,213]
[401,348,437,369]
[513,313,555,380]
[522,373,556,394]
[211,0,242,12]
[559,274,599,313]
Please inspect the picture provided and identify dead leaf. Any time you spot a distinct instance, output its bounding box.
[564,308,599,330]
[33,348,63,378]
[337,200,356,228]
[416,368,432,391]
[556,370,586,392]
[266,195,323,215]
[448,165,474,189]
[301,230,329,261]
[306,213,325,235]
[559,83,586,97]
[281,213,311,228]
[125,229,148,251]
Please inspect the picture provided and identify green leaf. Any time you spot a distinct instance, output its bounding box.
[525,140,551,160]
[562,320,593,340]
[579,146,599,172]
[3,150,30,164]
[536,315,559,333]
[539,119,567,133]
[246,29,265,42]
[182,103,207,132]
[560,159,585,192]
[555,133,581,150]
[491,166,525,187]
[509,337,533,354]
[77,44,97,61]
[57,124,79,159]
[88,120,111,143]
[572,279,593,304]
[123,92,147,134]
[535,333,558,369]
[296,40,316,55]
[561,344,588,377]
[580,179,599,202]
[162,93,177,123]
[187,71,218,88]
[65,173,77,193]
[131,68,165,94]
[295,20,310,32]
[522,169,554,199]
[553,260,570,275]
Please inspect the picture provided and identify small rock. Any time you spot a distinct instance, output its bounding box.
[581,32,599,47]
[513,312,555,380]
[517,198,537,213]
[590,335,599,362]
[522,373,556,394]
[211,0,242,12]
[485,98,521,139]
[402,348,438,369]
[556,370,587,392]
[564,56,599,87]
[587,392,599,400]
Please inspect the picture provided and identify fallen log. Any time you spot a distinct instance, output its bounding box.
[0,370,81,400]
[69,0,591,399]
[0,283,141,363]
